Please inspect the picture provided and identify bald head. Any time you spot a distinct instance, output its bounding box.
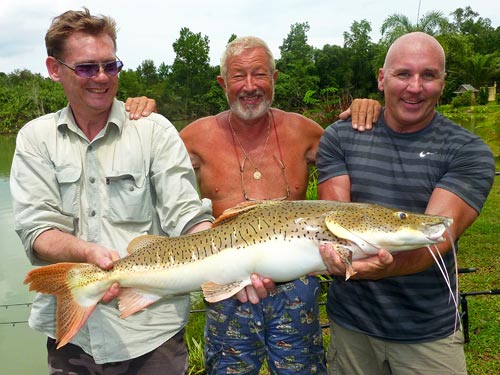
[384,32,446,72]
[377,32,447,132]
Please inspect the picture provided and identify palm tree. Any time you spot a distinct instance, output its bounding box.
[380,11,449,45]
[456,52,500,88]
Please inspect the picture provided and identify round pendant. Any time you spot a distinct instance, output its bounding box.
[253,170,262,180]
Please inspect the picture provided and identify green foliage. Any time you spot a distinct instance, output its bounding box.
[313,44,347,90]
[185,293,207,374]
[275,22,319,111]
[168,27,212,119]
[342,20,379,98]
[450,6,497,54]
[451,92,476,107]
[478,87,489,105]
[380,10,449,45]
[302,87,342,127]
[0,70,66,133]
[2,6,500,131]
[454,53,500,89]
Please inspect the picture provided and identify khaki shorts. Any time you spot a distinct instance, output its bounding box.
[327,321,467,375]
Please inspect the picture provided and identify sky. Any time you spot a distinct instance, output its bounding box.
[1,0,499,77]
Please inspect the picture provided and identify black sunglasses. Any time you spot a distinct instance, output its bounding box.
[56,58,124,78]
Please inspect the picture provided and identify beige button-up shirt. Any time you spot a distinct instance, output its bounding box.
[10,99,212,363]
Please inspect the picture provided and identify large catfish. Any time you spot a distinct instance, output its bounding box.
[24,200,452,348]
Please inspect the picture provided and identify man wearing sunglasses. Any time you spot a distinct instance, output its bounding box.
[10,8,212,374]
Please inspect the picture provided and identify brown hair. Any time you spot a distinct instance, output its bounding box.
[45,7,118,59]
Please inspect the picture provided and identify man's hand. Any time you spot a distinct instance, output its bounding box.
[338,98,382,131]
[125,96,158,120]
[351,249,393,280]
[236,273,276,304]
[86,244,121,303]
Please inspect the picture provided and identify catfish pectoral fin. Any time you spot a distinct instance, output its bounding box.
[118,288,163,318]
[331,244,358,281]
[201,279,252,303]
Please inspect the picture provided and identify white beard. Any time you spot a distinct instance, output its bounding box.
[226,85,274,121]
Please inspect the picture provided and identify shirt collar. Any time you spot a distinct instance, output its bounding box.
[56,99,127,135]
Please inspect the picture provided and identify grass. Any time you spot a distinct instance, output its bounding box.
[457,176,500,374]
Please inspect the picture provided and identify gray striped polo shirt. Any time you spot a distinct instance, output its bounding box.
[317,110,495,342]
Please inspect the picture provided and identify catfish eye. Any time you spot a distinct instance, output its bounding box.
[396,212,408,220]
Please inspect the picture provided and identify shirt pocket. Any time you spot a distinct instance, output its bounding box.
[54,165,82,217]
[105,171,152,224]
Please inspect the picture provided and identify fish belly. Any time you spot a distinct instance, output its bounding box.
[116,238,326,296]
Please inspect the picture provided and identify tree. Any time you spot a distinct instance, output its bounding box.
[456,53,500,89]
[314,44,349,90]
[136,59,159,86]
[168,27,212,118]
[275,22,319,111]
[117,69,143,101]
[449,6,496,54]
[343,20,379,98]
[380,11,449,45]
[0,70,66,132]
[436,33,475,103]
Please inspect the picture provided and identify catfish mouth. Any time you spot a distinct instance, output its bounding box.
[424,222,450,242]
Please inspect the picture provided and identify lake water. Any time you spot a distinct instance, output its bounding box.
[0,122,191,374]
[0,135,46,374]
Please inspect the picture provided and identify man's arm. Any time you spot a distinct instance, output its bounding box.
[318,185,478,280]
[33,228,120,267]
[126,96,382,130]
[32,229,122,302]
[378,188,478,278]
[317,175,351,202]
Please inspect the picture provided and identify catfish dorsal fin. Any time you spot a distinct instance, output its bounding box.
[213,200,268,226]
[127,234,165,255]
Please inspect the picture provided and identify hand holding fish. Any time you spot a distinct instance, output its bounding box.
[319,243,394,280]
[94,255,121,303]
[236,274,276,304]
[32,228,122,303]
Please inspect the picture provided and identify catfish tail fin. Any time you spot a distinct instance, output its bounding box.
[24,262,104,348]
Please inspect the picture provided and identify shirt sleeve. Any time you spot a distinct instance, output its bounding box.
[10,118,75,265]
[148,115,213,237]
[316,121,350,184]
[436,136,495,213]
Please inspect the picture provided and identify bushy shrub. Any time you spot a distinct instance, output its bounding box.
[451,92,475,108]
[478,87,489,105]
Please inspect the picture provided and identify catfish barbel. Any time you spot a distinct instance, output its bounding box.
[24,200,452,348]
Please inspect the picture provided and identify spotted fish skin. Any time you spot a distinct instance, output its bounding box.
[24,200,452,348]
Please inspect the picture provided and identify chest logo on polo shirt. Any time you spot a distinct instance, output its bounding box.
[419,151,435,158]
